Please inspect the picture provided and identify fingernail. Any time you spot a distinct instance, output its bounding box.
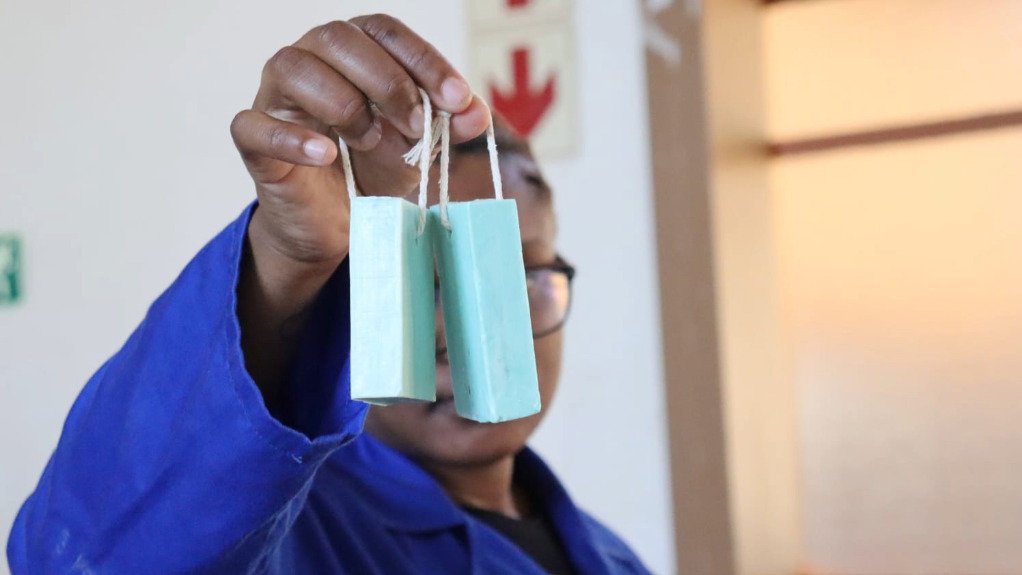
[441,77,471,108]
[303,138,330,162]
[409,105,425,134]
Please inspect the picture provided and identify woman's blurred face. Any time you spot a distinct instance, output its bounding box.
[364,133,563,468]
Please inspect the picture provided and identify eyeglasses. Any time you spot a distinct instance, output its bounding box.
[434,254,576,340]
[524,254,576,338]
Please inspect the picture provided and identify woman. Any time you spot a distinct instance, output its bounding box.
[8,14,650,574]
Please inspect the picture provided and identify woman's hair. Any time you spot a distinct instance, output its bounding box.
[450,113,553,208]
[452,114,531,158]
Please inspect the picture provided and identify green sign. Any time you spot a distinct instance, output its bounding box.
[0,234,21,305]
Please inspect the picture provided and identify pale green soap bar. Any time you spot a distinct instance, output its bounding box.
[350,197,436,405]
[431,199,541,422]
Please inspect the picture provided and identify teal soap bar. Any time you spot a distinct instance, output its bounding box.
[431,199,541,422]
[349,197,436,404]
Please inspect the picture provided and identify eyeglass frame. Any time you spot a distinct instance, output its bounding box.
[525,254,576,339]
[432,253,576,350]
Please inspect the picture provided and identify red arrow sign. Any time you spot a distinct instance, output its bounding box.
[507,0,530,7]
[489,47,556,137]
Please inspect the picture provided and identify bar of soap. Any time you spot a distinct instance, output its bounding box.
[431,199,541,422]
[350,197,436,404]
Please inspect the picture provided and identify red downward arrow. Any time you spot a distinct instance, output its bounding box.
[489,47,556,137]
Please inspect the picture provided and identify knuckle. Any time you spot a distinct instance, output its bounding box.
[382,73,417,104]
[229,110,249,140]
[403,44,434,72]
[265,124,293,152]
[335,97,370,129]
[265,46,306,78]
[315,20,353,49]
[357,13,399,45]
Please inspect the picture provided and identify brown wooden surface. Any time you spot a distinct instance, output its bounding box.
[769,109,1022,156]
[644,3,736,574]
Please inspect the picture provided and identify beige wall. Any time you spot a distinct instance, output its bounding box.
[765,0,1022,139]
[766,1,1022,573]
[705,0,803,573]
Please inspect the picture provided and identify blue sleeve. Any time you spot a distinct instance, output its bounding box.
[6,205,368,574]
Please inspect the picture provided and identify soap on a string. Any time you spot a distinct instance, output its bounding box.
[349,196,436,404]
[431,200,541,422]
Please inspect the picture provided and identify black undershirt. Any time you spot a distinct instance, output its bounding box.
[463,506,575,574]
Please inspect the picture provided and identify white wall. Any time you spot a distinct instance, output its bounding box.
[0,1,674,573]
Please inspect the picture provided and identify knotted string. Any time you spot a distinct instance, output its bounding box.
[389,89,506,232]
[403,106,452,229]
[486,122,503,200]
[437,112,451,228]
[338,88,436,236]
[343,88,502,233]
[433,115,503,229]
[395,88,435,235]
[338,133,358,201]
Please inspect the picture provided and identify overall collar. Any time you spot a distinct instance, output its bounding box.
[331,433,619,574]
[513,448,616,575]
[330,433,466,533]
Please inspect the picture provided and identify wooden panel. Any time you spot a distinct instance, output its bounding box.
[645,0,803,572]
[644,1,736,573]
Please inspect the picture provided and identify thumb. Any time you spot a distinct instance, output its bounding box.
[231,109,338,185]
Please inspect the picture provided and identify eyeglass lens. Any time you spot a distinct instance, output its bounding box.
[525,268,571,337]
[433,267,572,338]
